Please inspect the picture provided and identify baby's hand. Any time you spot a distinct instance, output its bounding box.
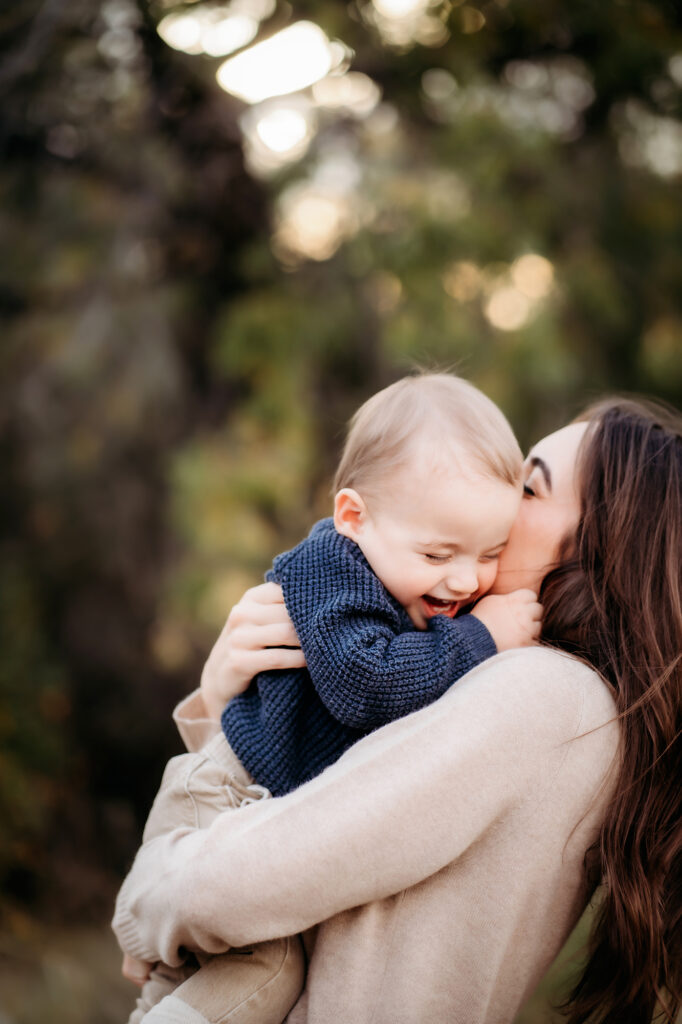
[470,589,542,651]
[122,953,152,987]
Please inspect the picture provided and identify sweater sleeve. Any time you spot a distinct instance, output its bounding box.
[273,520,496,729]
[112,649,604,964]
[173,690,221,752]
[303,608,495,728]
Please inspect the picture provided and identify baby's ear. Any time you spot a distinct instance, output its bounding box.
[333,489,368,541]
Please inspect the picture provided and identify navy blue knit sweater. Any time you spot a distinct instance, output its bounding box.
[221,518,496,796]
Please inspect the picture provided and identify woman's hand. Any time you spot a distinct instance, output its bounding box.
[200,582,306,720]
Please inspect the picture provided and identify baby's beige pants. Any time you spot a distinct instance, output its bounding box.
[127,733,305,1024]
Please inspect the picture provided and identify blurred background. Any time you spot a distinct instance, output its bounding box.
[1,0,682,1020]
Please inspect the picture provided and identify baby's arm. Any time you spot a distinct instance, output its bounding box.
[301,600,501,729]
[270,523,506,729]
[470,589,543,652]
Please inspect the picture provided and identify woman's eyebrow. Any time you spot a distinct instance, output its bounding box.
[529,455,552,490]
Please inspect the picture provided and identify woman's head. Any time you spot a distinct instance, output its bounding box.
[541,397,682,673]
[493,397,682,622]
[536,397,682,1024]
[490,420,587,595]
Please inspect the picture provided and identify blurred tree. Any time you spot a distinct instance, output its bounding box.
[0,0,266,920]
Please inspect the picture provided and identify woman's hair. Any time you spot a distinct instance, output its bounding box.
[333,373,522,499]
[540,397,682,1024]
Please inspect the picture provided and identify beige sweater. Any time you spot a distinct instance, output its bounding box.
[113,647,619,1024]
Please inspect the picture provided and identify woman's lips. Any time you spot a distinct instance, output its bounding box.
[420,596,464,619]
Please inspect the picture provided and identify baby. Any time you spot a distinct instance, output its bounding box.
[116,373,541,1024]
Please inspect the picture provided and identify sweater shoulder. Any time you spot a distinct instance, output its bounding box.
[271,518,366,576]
[449,646,617,741]
[272,518,401,623]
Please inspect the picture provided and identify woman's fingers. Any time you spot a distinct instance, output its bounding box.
[227,590,290,628]
[238,622,301,651]
[243,582,286,606]
[241,646,307,674]
[216,646,305,686]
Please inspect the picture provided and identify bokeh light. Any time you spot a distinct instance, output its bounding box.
[510,254,554,299]
[272,152,366,263]
[202,15,259,57]
[312,73,382,117]
[256,107,310,153]
[442,261,483,302]
[216,21,339,103]
[274,189,352,262]
[241,98,316,174]
[365,0,450,48]
[616,100,682,178]
[484,286,532,331]
[481,254,555,329]
[157,0,274,56]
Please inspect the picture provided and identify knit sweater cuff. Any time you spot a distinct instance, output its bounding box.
[112,891,166,965]
[173,690,222,753]
[451,613,497,663]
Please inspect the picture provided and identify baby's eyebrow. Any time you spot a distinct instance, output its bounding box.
[528,455,552,491]
[420,538,508,553]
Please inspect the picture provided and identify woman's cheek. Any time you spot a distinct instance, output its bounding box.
[491,518,547,593]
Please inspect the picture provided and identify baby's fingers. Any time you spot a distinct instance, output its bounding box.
[122,953,152,987]
[512,588,539,604]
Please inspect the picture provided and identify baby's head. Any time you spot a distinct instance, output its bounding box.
[333,373,523,629]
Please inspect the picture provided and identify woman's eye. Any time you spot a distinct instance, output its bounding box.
[523,483,536,497]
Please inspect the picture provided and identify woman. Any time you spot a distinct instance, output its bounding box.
[115,398,682,1024]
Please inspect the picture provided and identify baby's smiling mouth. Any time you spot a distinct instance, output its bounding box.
[420,595,465,619]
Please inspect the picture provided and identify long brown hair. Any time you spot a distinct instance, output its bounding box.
[540,398,682,1024]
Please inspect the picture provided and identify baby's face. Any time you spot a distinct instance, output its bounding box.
[353,458,521,630]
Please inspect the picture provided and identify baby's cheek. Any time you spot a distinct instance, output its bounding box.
[479,562,499,595]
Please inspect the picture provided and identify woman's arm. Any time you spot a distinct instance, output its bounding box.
[113,648,606,967]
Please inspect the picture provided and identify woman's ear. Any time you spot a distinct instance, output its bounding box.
[333,489,368,541]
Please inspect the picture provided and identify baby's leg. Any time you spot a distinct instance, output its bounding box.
[132,734,304,1024]
[140,937,305,1024]
[124,739,238,1024]
[127,962,197,1024]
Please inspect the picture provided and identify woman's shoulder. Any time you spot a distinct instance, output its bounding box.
[450,645,618,742]
[462,643,609,690]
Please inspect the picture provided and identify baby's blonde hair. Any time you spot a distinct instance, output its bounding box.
[334,373,522,500]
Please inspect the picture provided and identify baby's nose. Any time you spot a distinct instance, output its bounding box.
[446,564,479,596]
